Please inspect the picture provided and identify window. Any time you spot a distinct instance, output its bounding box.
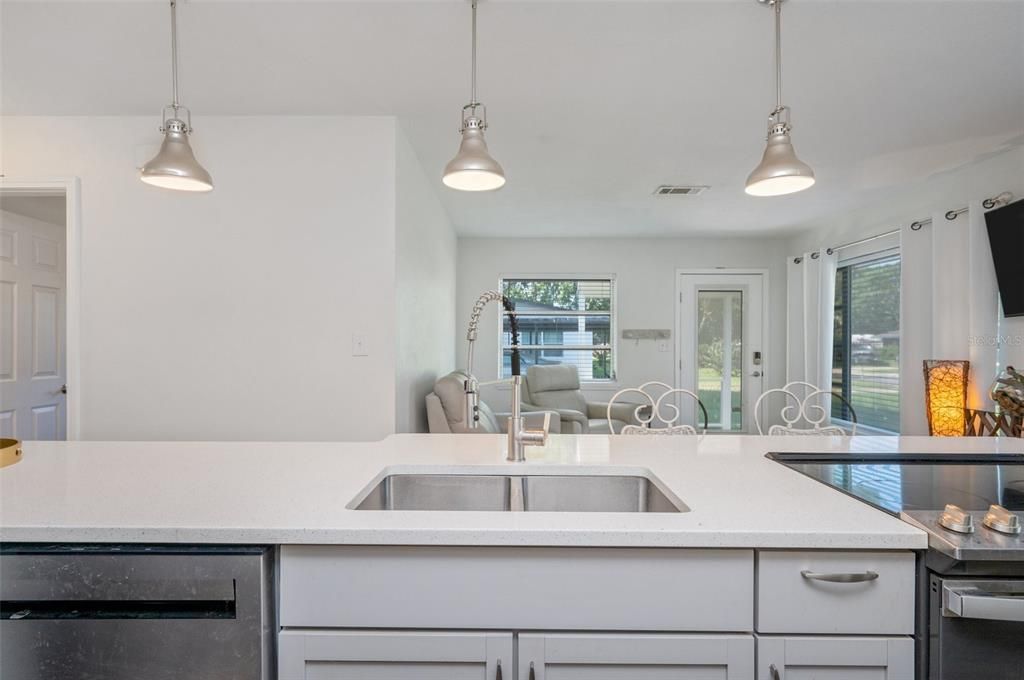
[832,253,901,432]
[500,278,615,380]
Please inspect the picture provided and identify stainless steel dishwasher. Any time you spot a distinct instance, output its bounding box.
[0,544,274,680]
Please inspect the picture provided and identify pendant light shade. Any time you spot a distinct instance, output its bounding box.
[444,0,504,191]
[141,0,213,192]
[140,117,213,192]
[745,124,815,197]
[443,118,506,191]
[745,0,813,197]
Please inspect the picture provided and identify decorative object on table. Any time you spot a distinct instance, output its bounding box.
[753,381,857,435]
[923,360,970,436]
[1,438,22,468]
[991,366,1024,416]
[606,381,707,435]
[964,408,1024,438]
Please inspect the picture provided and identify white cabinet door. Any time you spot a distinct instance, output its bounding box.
[519,633,755,680]
[757,636,914,680]
[279,630,512,680]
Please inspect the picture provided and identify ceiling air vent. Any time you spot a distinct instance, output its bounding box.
[653,185,710,196]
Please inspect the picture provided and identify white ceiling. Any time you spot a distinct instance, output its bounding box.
[3,0,1022,237]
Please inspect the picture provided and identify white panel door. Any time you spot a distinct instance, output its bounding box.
[278,630,513,680]
[757,636,914,680]
[0,210,66,440]
[519,633,755,680]
[679,273,765,432]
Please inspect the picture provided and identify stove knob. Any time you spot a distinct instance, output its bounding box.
[939,504,974,534]
[983,505,1022,535]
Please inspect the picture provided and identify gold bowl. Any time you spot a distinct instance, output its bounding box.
[1,438,22,468]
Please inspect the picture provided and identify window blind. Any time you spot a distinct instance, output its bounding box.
[832,254,901,432]
[500,278,615,380]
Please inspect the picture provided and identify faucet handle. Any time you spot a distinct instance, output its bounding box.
[520,412,550,447]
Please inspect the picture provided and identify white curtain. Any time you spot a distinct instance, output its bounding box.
[786,248,839,395]
[900,203,1001,433]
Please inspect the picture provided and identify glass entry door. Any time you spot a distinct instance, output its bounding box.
[678,273,765,433]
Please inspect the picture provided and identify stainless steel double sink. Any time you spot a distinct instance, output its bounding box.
[350,471,688,513]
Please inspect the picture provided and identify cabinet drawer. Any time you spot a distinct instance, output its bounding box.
[757,551,914,634]
[281,546,753,631]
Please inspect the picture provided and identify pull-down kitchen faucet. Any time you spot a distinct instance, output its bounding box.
[464,291,549,462]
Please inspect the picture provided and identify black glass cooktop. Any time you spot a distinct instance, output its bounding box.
[767,453,1024,515]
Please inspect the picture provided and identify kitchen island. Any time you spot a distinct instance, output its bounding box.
[5,433,1001,547]
[3,434,1023,680]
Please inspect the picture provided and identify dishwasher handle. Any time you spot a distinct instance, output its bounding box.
[943,581,1024,623]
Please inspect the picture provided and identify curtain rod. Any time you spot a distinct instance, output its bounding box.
[796,190,1016,261]
[793,229,899,263]
[911,191,1014,231]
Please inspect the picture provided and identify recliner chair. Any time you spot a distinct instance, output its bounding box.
[521,364,639,434]
[426,371,562,434]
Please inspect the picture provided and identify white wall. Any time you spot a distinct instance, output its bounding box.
[1,115,399,441]
[788,145,1024,434]
[456,237,790,411]
[395,126,457,433]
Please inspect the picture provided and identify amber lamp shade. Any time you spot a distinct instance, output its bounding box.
[923,360,970,436]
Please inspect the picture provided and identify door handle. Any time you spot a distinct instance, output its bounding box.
[496,659,502,680]
[801,570,879,583]
[769,663,781,680]
[528,662,536,680]
[751,371,762,377]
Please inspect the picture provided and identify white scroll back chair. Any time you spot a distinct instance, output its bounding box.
[754,381,858,435]
[607,381,709,435]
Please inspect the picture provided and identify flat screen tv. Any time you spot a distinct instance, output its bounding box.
[985,198,1024,317]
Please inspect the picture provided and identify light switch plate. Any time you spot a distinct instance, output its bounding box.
[352,333,368,357]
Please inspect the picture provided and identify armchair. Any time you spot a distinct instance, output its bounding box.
[426,371,562,434]
[521,365,639,434]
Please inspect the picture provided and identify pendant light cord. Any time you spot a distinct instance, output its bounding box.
[774,0,782,113]
[169,0,180,110]
[470,0,479,107]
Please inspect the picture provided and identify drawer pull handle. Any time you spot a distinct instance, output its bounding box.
[769,663,781,680]
[801,570,879,583]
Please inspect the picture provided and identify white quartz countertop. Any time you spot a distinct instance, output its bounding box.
[3,434,1021,548]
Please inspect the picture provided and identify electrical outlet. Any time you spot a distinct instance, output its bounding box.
[352,333,368,357]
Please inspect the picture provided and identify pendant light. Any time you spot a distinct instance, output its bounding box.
[745,0,814,197]
[442,0,505,192]
[140,0,213,192]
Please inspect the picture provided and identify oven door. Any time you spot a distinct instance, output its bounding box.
[930,576,1024,680]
